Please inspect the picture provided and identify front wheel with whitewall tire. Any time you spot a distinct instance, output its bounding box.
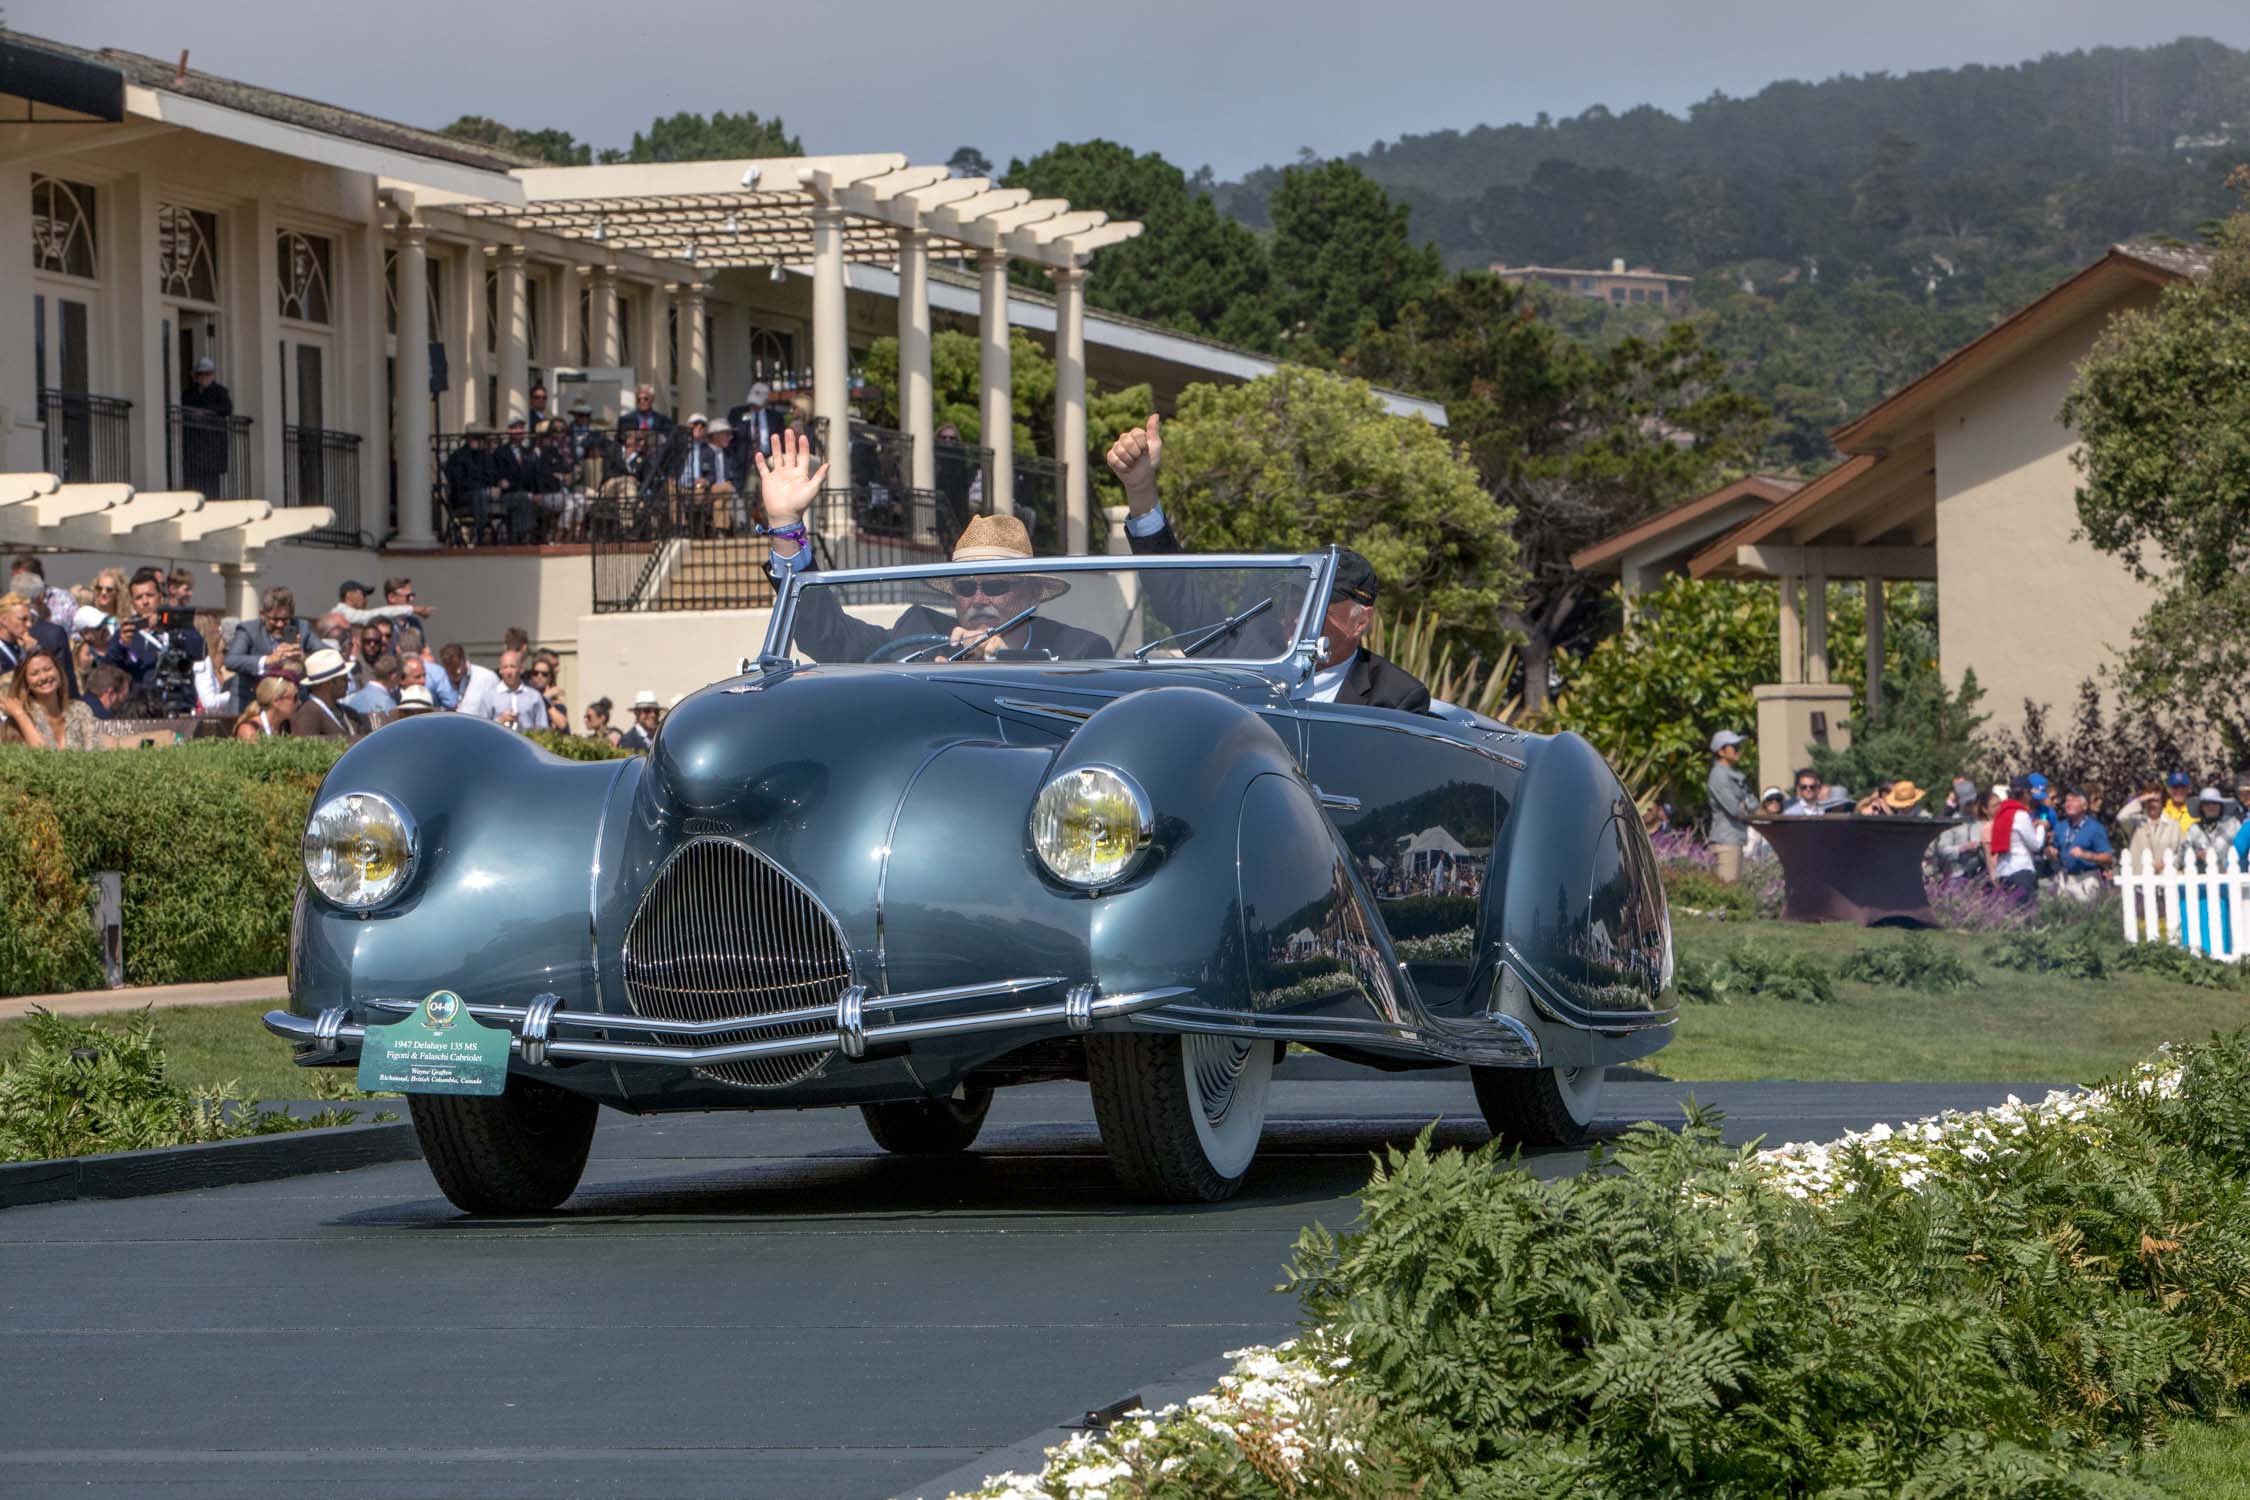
[1471,1063,1607,1149]
[1086,1031,1274,1203]
[408,1078,599,1215]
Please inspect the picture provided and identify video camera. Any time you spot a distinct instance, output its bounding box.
[139,605,204,714]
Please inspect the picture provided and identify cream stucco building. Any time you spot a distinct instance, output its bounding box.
[1574,243,2199,768]
[1,33,1441,716]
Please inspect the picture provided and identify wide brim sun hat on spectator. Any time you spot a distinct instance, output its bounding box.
[631,689,660,710]
[1884,780,1927,809]
[2197,786,2226,810]
[395,685,437,715]
[705,418,731,436]
[301,648,350,687]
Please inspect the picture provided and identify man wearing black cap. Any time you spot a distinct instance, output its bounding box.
[180,355,233,496]
[1104,414,1429,712]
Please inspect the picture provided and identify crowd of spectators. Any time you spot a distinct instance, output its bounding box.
[0,554,671,755]
[1686,723,2250,906]
[442,380,811,547]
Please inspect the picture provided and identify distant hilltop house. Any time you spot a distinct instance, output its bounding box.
[1490,258,1694,310]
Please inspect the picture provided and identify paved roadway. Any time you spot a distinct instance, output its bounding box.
[0,1070,2045,1500]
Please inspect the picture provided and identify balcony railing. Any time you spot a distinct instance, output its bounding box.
[167,405,255,499]
[282,425,367,547]
[1012,455,1062,555]
[39,389,133,485]
[591,480,966,612]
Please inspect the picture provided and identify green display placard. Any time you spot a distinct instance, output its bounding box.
[357,990,512,1096]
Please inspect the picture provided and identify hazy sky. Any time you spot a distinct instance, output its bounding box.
[17,0,2250,179]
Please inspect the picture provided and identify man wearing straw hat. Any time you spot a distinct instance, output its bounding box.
[755,430,1111,663]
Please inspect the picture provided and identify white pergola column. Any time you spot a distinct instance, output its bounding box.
[678,282,708,425]
[238,195,284,505]
[978,250,1014,516]
[392,220,435,548]
[0,163,41,472]
[811,203,851,535]
[559,266,586,367]
[113,172,169,489]
[444,247,480,429]
[496,244,530,424]
[897,228,935,492]
[1864,576,1886,723]
[590,266,620,368]
[1804,564,1830,684]
[1776,572,1802,685]
[635,281,668,410]
[1053,265,1089,554]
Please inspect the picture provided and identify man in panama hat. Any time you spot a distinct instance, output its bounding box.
[755,429,1111,663]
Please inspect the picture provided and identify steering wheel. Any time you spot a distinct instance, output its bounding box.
[865,633,952,663]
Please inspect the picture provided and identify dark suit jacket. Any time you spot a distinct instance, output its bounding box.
[105,615,207,689]
[1125,512,1430,712]
[727,404,785,467]
[617,410,674,439]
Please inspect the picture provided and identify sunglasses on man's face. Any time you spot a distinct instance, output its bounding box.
[950,576,1026,599]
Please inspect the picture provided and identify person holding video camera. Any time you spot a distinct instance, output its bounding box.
[103,566,206,712]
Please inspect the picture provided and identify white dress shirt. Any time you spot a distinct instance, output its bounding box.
[478,682,550,733]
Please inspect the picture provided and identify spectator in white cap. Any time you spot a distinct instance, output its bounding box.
[288,648,359,739]
[1705,729,1755,884]
[617,689,662,753]
[2183,786,2241,860]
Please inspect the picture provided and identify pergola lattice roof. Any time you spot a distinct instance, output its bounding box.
[453,155,1141,273]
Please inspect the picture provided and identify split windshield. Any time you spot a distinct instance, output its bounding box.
[770,558,1327,668]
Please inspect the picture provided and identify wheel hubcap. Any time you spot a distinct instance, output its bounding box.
[1186,1034,1254,1125]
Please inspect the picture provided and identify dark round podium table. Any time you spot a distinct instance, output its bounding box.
[1753,815,1957,927]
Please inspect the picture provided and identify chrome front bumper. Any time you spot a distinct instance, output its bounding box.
[265,976,1194,1072]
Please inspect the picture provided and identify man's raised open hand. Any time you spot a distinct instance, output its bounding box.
[1104,413,1161,515]
[753,427,830,531]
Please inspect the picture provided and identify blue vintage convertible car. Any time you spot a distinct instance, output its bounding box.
[269,550,1674,1210]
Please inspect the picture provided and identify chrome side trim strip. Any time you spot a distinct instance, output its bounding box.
[1311,786,1361,811]
[993,697,1097,724]
[1129,1002,1543,1068]
[359,974,1070,1037]
[1498,944,1678,1032]
[272,979,1178,1071]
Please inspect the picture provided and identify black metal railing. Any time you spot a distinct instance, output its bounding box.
[39,389,133,485]
[590,480,966,612]
[167,405,254,499]
[933,437,992,523]
[282,425,367,546]
[1012,455,1062,555]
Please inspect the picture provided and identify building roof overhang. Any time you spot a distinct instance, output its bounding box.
[0,37,126,123]
[1571,474,1798,576]
[1828,244,2200,454]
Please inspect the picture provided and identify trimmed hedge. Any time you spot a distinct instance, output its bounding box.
[0,741,345,996]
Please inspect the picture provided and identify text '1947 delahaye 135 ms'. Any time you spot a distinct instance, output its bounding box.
[269,546,1675,1211]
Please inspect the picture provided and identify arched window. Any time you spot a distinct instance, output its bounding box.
[31,175,98,279]
[277,229,334,323]
[157,204,220,302]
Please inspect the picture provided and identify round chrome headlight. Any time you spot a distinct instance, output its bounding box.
[301,792,418,909]
[1030,765,1152,888]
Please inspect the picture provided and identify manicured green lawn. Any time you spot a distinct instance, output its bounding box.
[2149,1420,2250,1494]
[0,999,316,1098]
[3,915,2239,1095]
[1659,915,2245,1085]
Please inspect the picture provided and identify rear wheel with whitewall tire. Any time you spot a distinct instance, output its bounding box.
[1085,1031,1274,1203]
[408,1078,599,1215]
[1470,1064,1607,1149]
[860,1087,994,1154]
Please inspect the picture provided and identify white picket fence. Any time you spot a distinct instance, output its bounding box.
[2117,845,2247,963]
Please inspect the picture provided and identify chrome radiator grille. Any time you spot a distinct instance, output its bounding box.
[620,836,854,1088]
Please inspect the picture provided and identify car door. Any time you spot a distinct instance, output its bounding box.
[1294,705,1509,1014]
